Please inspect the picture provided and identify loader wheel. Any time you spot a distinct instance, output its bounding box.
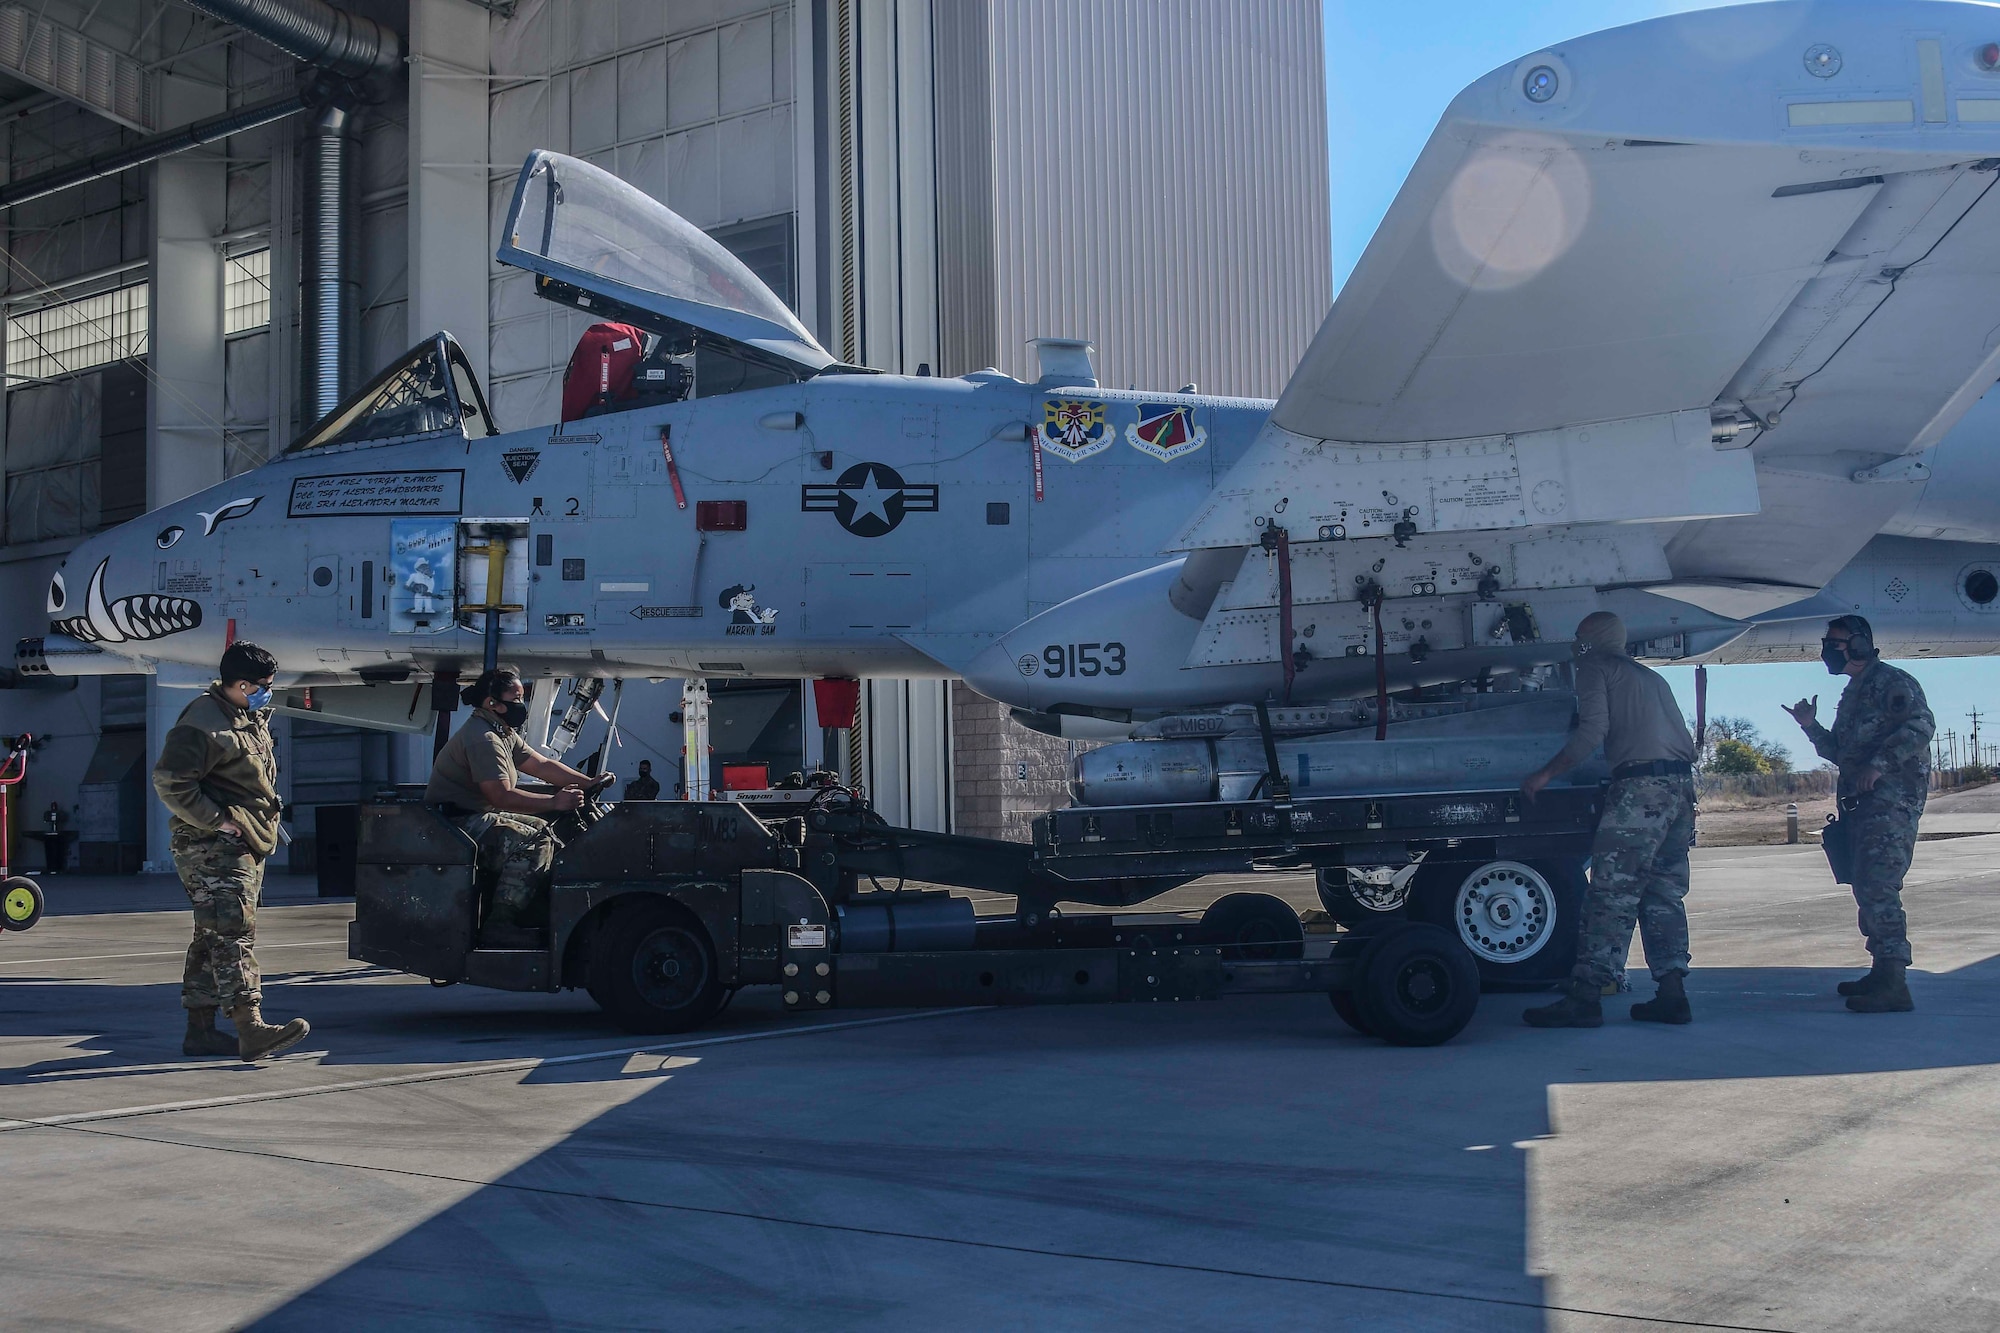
[1354,921,1480,1047]
[1328,988,1374,1037]
[589,899,724,1034]
[1326,935,1373,1035]
[2,877,43,931]
[1201,892,1304,960]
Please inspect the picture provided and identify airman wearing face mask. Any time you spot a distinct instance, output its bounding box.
[425,668,613,944]
[151,640,310,1061]
[1787,615,1935,1012]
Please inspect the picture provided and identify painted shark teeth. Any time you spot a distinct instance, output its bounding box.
[48,559,203,643]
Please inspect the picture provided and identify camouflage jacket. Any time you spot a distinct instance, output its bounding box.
[1804,660,1934,799]
[150,684,283,857]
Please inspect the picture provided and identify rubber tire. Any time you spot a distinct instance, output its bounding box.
[1202,891,1304,960]
[588,899,725,1034]
[1328,988,1374,1036]
[1353,921,1481,1047]
[2,877,43,931]
[1410,858,1583,989]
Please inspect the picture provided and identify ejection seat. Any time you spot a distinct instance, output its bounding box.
[560,321,693,421]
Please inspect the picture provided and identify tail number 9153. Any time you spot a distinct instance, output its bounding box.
[1043,642,1126,678]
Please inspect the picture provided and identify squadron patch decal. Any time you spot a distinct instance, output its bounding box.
[1041,399,1112,462]
[801,462,939,537]
[1126,403,1207,462]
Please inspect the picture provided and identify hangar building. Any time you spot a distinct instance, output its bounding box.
[0,0,1328,875]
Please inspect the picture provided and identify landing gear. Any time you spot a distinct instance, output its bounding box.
[1201,892,1304,959]
[589,900,725,1033]
[2,877,43,931]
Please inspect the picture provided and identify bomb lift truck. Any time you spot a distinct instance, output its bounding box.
[348,772,1603,1047]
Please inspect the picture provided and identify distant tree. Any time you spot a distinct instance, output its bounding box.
[1708,737,1773,776]
[1700,714,1792,774]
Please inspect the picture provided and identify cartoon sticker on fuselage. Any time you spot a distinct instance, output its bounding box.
[390,519,456,633]
[719,583,778,634]
[1041,399,1112,462]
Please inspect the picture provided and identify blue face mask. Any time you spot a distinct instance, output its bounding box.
[244,685,272,711]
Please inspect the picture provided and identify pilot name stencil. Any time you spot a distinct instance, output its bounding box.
[289,470,466,517]
[801,462,939,537]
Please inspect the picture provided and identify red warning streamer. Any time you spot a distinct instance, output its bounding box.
[660,425,687,510]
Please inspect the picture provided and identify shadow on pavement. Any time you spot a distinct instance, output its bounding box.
[164,953,2000,1330]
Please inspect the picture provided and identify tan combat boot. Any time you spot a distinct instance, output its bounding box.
[182,1006,238,1057]
[227,1002,311,1060]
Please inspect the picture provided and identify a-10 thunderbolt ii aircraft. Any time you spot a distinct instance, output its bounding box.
[21,0,2000,830]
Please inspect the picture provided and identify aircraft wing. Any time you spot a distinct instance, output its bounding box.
[1176,1,2000,564]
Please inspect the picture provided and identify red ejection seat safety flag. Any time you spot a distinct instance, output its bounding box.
[561,321,649,422]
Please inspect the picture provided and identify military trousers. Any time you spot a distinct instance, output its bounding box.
[170,828,265,1012]
[1571,773,1697,989]
[458,811,556,925]
[1845,780,1925,966]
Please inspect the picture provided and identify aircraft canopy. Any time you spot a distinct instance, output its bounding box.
[496,150,832,373]
[287,332,498,453]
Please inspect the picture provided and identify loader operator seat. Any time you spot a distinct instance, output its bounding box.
[560,321,692,422]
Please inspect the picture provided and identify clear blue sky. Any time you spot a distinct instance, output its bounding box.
[1320,0,2000,767]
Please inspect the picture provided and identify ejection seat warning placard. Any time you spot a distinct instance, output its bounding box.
[288,469,465,517]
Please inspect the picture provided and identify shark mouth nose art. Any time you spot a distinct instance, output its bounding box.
[51,558,203,644]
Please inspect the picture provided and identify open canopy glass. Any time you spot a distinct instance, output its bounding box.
[496,150,832,373]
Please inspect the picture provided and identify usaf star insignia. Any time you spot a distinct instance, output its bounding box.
[802,461,939,537]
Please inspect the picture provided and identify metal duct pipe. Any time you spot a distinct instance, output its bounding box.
[182,0,402,77]
[189,1,401,422]
[0,93,306,214]
[301,102,350,422]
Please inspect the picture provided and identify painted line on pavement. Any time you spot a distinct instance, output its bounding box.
[0,1006,990,1132]
[0,940,347,967]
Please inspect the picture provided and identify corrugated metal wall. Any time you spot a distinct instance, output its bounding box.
[984,0,1330,398]
[932,0,996,377]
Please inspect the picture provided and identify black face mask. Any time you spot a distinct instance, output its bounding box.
[1821,640,1852,675]
[494,700,530,729]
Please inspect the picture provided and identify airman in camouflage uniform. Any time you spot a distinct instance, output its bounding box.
[426,669,608,943]
[1788,615,1934,1013]
[1521,612,1700,1028]
[150,641,311,1060]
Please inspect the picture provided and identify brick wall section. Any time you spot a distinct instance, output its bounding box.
[951,682,1094,843]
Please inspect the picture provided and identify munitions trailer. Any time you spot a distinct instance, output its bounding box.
[348,783,1604,1047]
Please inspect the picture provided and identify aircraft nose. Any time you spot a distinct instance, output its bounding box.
[43,531,207,648]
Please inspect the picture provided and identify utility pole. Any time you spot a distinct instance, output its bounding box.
[1971,709,1984,774]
